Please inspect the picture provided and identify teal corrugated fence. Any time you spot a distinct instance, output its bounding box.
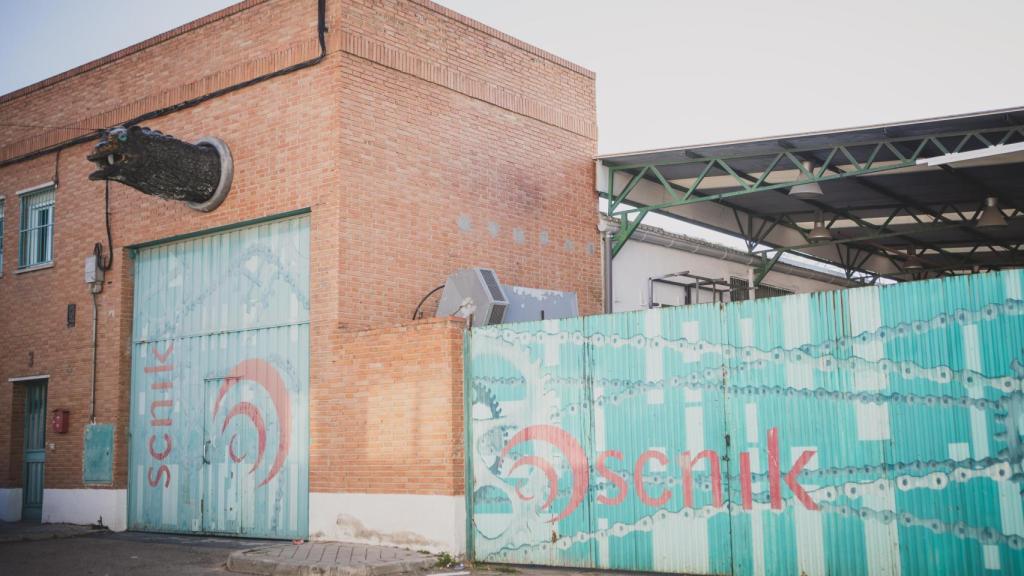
[467,269,1024,574]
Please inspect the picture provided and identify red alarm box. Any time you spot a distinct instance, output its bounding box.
[51,409,69,434]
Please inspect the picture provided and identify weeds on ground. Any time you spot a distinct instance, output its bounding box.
[436,552,457,568]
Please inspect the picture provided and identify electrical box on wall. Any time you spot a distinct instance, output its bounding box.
[84,255,104,284]
[84,423,114,484]
[51,409,69,434]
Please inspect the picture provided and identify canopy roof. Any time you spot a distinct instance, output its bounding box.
[598,107,1024,283]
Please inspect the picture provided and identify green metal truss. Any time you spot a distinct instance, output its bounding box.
[604,124,1024,260]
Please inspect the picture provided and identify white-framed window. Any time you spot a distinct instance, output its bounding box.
[18,186,55,269]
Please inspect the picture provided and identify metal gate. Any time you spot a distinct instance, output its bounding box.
[128,213,310,539]
[21,380,46,523]
[466,269,1024,575]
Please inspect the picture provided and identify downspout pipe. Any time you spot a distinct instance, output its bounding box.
[90,288,99,422]
[603,231,614,313]
[0,0,328,169]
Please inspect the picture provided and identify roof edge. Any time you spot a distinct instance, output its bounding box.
[410,0,594,79]
[596,105,1024,161]
[1,0,594,108]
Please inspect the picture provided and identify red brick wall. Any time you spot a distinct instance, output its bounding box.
[311,318,465,495]
[4,385,25,487]
[333,1,600,328]
[0,59,344,490]
[0,0,597,495]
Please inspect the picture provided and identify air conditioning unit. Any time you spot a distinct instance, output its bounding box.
[436,268,509,327]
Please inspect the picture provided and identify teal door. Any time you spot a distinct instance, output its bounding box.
[128,214,310,539]
[21,380,47,523]
[203,377,242,535]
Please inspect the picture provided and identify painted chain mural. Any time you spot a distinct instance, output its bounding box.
[467,268,1024,575]
[129,215,310,539]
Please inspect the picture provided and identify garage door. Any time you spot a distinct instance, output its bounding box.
[128,214,309,539]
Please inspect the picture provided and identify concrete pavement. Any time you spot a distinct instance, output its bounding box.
[0,530,264,575]
[0,524,641,576]
[0,521,106,543]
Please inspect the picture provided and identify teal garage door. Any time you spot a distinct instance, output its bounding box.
[128,214,310,539]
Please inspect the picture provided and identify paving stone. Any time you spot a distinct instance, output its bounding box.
[227,541,436,576]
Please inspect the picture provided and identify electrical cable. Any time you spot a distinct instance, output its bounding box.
[412,284,446,320]
[0,122,101,132]
[0,0,327,170]
[92,180,113,271]
[94,179,113,271]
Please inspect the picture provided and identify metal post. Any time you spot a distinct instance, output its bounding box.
[747,267,756,301]
[603,231,614,313]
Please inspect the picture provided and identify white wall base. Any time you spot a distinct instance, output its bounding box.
[309,493,465,554]
[0,488,22,522]
[41,489,127,531]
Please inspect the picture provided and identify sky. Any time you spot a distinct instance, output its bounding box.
[3,0,1022,154]
[0,1,233,90]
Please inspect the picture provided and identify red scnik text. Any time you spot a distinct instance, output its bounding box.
[144,344,175,488]
[596,427,818,511]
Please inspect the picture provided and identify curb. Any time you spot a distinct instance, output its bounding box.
[226,545,437,576]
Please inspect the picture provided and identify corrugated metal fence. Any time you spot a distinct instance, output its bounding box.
[466,269,1024,574]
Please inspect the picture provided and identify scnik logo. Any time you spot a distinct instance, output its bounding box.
[500,424,818,520]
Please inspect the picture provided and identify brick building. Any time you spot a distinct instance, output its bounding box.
[0,0,598,552]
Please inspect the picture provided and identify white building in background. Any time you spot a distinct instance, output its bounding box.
[607,218,860,313]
